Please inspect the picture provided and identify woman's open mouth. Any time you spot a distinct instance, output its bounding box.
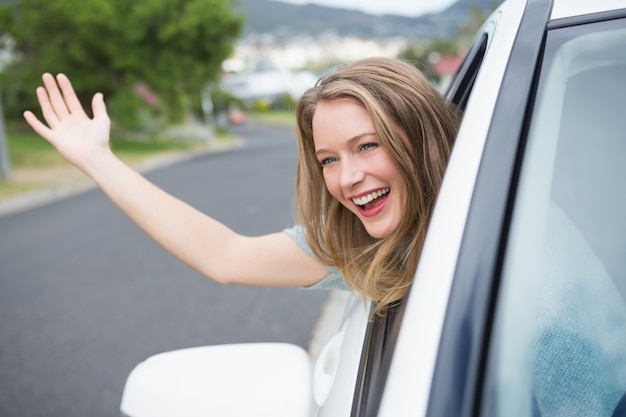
[352,188,390,216]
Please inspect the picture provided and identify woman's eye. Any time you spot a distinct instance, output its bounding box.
[320,157,337,166]
[358,142,378,152]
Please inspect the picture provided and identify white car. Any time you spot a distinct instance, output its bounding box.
[120,0,626,415]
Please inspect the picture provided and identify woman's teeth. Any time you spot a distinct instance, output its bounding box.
[352,188,390,206]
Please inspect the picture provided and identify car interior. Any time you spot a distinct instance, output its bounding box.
[546,25,626,416]
[502,21,626,417]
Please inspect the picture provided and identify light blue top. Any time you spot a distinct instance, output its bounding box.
[283,225,347,291]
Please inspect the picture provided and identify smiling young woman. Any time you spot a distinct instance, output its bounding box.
[295,57,460,314]
[24,57,459,317]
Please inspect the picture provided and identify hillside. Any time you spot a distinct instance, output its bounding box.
[234,0,500,40]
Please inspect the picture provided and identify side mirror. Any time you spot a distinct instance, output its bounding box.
[120,343,313,417]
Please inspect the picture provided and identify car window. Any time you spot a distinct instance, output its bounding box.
[484,16,626,417]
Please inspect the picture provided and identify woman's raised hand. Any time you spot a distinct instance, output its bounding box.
[23,73,112,173]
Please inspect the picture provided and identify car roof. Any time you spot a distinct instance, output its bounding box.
[551,0,626,20]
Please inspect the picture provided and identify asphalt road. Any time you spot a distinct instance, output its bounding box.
[0,122,329,417]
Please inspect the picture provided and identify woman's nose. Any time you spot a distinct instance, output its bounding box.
[340,158,365,189]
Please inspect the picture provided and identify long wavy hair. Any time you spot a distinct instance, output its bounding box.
[295,57,460,315]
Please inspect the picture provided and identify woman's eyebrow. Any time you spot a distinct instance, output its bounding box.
[315,132,376,155]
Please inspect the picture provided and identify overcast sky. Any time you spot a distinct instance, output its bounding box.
[275,0,458,17]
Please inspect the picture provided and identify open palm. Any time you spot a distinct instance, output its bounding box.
[23,73,111,173]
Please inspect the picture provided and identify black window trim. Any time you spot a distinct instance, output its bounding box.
[547,7,626,29]
[351,300,406,417]
[446,32,489,111]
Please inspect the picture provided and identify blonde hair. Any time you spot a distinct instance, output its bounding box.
[295,57,460,315]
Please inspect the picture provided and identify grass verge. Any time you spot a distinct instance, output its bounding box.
[247,110,296,126]
[0,123,217,202]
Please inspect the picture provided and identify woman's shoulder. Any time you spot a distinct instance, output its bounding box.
[283,225,348,291]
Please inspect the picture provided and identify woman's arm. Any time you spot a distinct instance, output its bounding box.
[23,73,328,287]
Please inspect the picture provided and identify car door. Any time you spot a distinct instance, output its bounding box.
[325,1,626,417]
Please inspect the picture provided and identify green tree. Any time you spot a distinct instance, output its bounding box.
[457,5,498,50]
[0,0,243,132]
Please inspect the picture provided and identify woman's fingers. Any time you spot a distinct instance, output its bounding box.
[34,73,90,130]
[41,73,70,119]
[91,92,106,119]
[56,73,84,115]
[23,110,53,141]
[35,83,60,129]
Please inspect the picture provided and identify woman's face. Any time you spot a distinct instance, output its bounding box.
[312,99,407,239]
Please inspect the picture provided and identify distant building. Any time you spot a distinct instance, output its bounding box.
[221,58,318,106]
[429,53,464,91]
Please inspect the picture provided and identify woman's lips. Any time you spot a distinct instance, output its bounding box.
[352,188,390,217]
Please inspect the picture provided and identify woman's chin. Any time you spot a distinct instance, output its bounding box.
[363,223,396,239]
